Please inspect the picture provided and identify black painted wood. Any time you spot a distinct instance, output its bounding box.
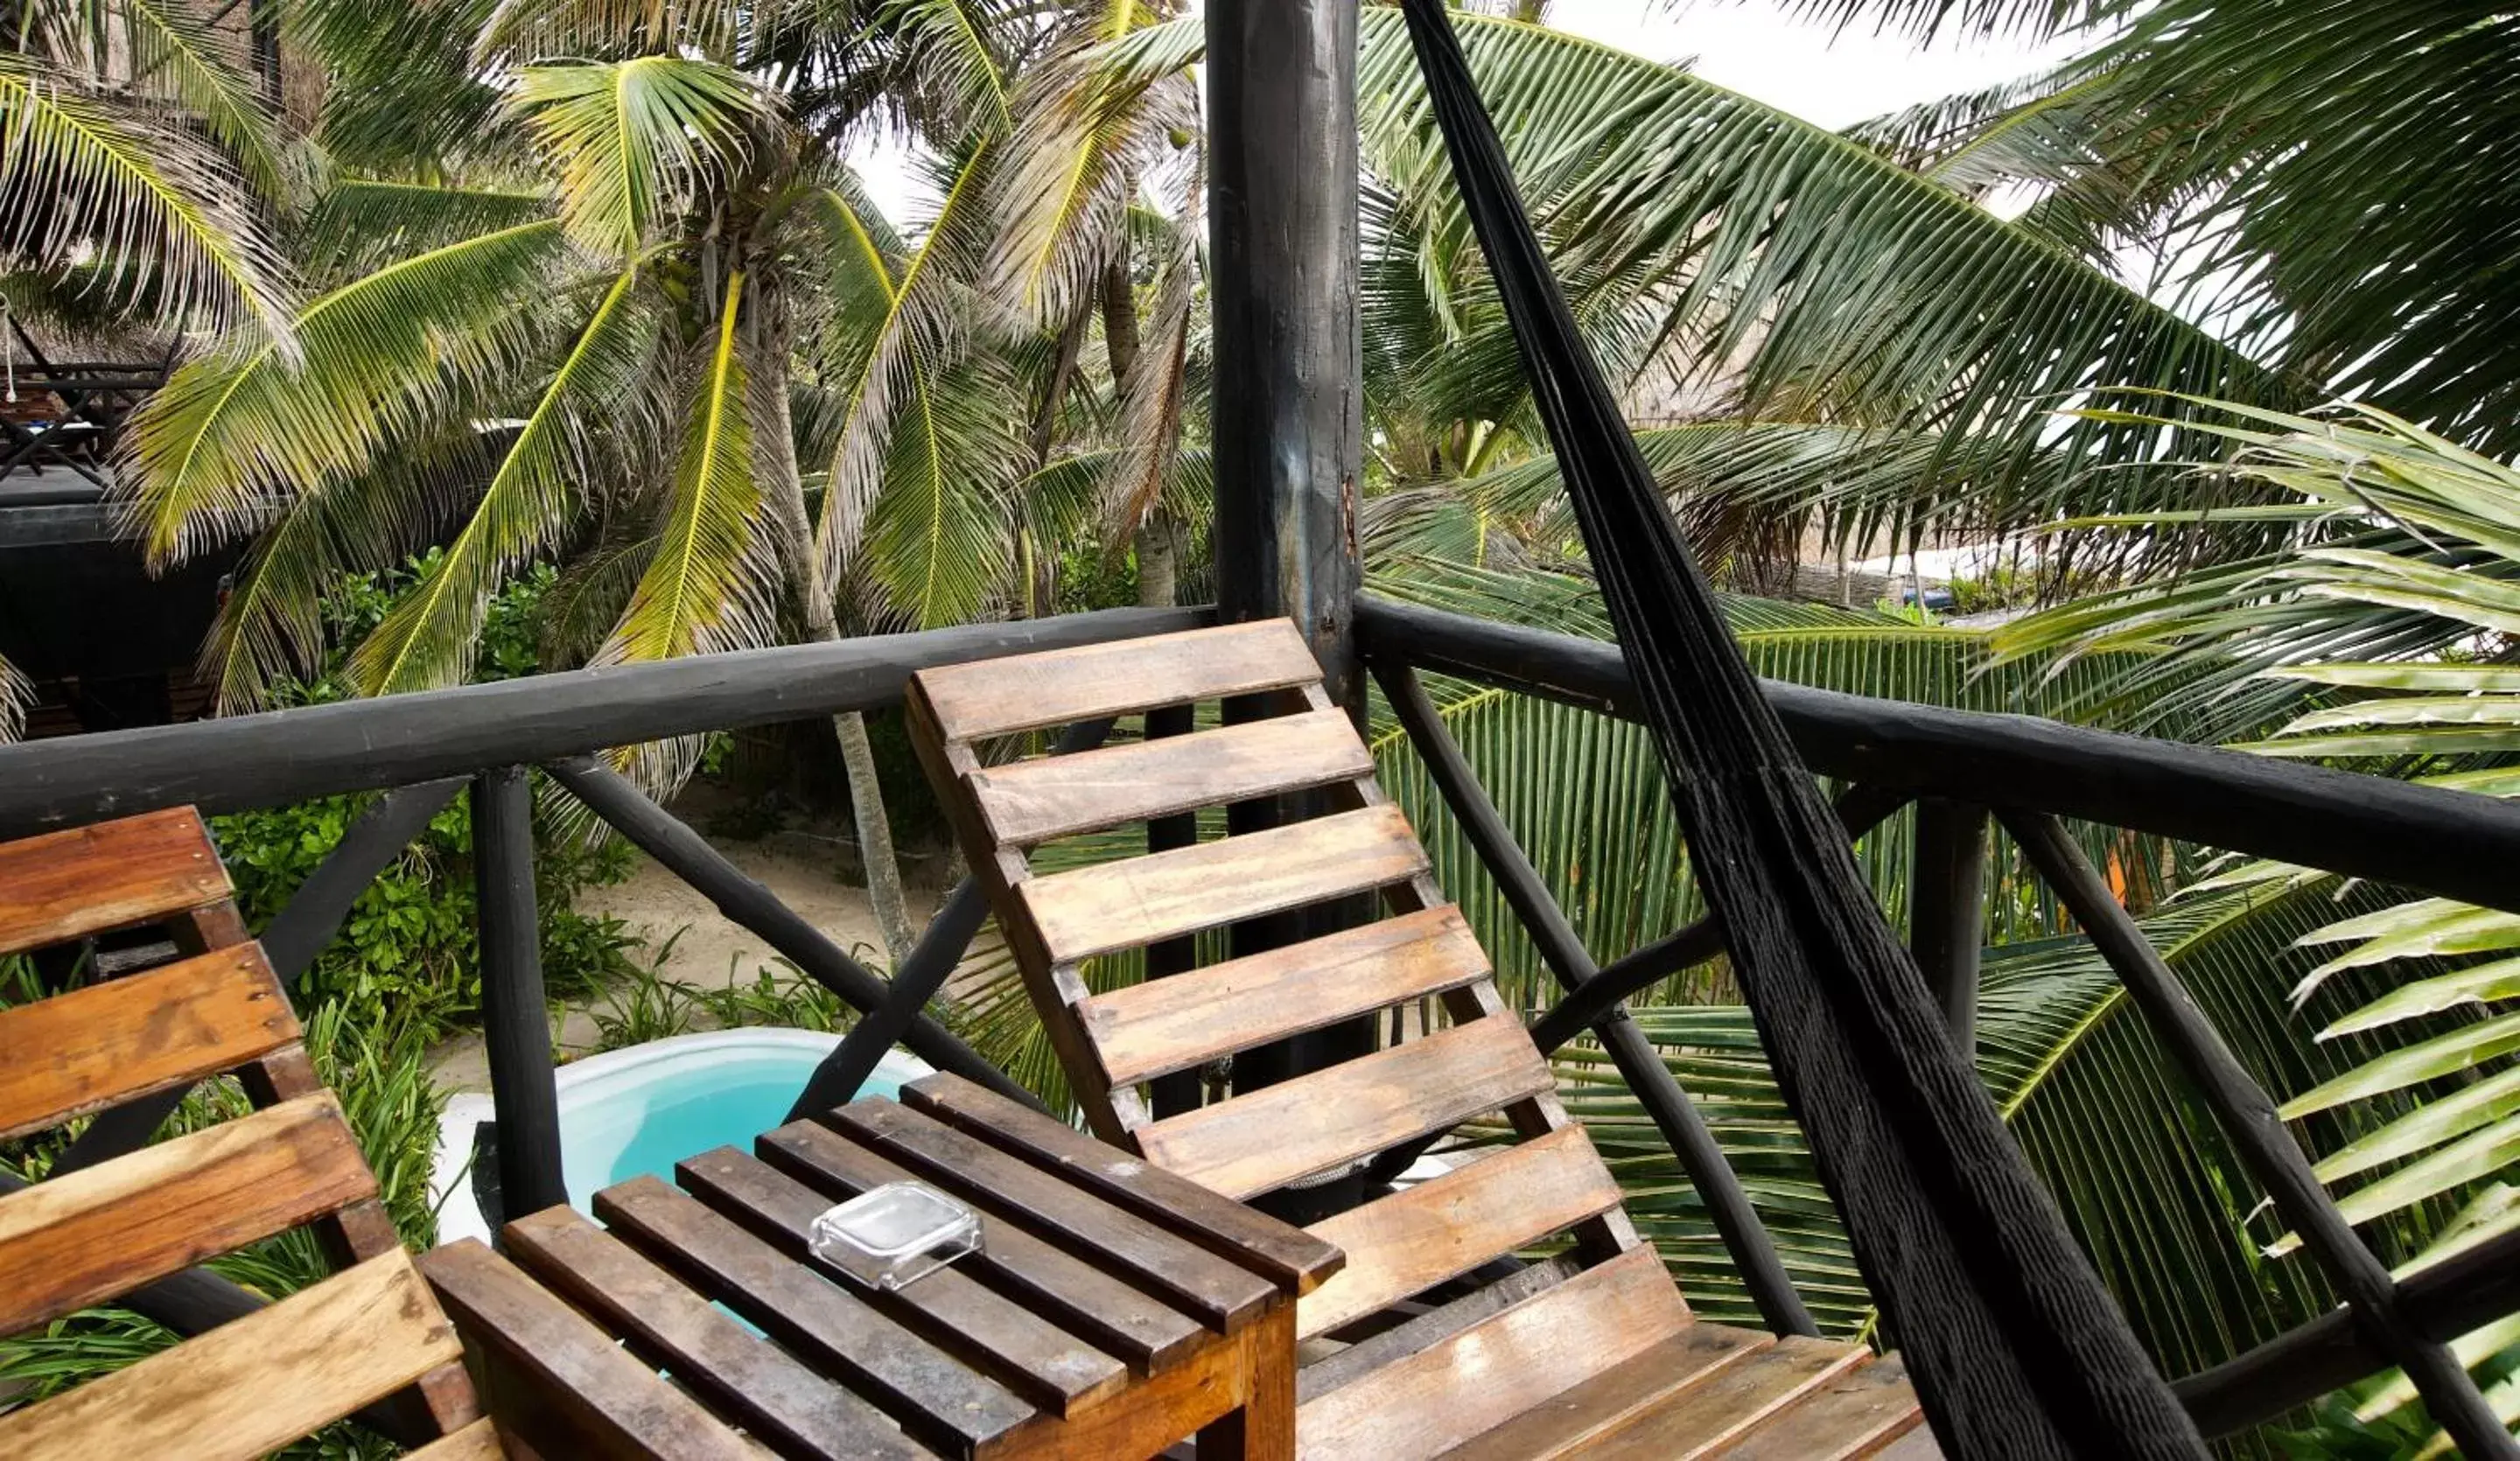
[1375,661,1817,1339]
[542,756,1035,1110]
[1357,594,2520,920]
[2001,810,2517,1460]
[2173,1223,2520,1437]
[1141,703,1205,1121]
[785,718,1118,1122]
[0,606,1206,839]
[474,766,566,1220]
[1911,800,1989,1048]
[262,778,466,989]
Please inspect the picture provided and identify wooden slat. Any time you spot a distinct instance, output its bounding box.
[899,1073,1344,1296]
[1019,805,1428,963]
[405,1416,508,1461]
[676,1144,1128,1416]
[1292,1246,1690,1461]
[0,945,298,1142]
[1298,1125,1625,1341]
[914,619,1320,741]
[968,708,1372,845]
[754,1122,1202,1375]
[823,1100,1277,1333]
[597,1174,1040,1459]
[504,1205,934,1461]
[420,1240,769,1460]
[0,807,231,955]
[1579,1337,1872,1459]
[1718,1356,1928,1460]
[1083,906,1489,1087]
[1298,1256,1585,1404]
[1134,1015,1554,1199]
[0,1093,375,1334]
[0,1250,459,1460]
[1433,1326,1773,1461]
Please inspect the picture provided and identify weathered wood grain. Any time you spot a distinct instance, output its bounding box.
[1720,1356,1929,1460]
[1578,1336,1872,1460]
[755,1121,1203,1374]
[420,1239,771,1460]
[504,1206,931,1461]
[0,944,298,1142]
[595,1174,1040,1459]
[675,1144,1128,1415]
[1292,1246,1689,1460]
[915,620,1321,742]
[1133,1015,1554,1199]
[1082,906,1489,1087]
[1432,1325,1772,1460]
[0,807,230,954]
[402,1416,508,1460]
[1018,804,1428,963]
[0,1251,459,1460]
[1297,1125,1625,1341]
[822,1100,1276,1333]
[899,1074,1344,1297]
[967,708,1371,845]
[0,1093,374,1335]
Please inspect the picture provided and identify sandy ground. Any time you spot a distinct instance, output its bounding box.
[427,834,940,1092]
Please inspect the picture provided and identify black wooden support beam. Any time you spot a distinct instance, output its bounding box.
[544,757,1036,1108]
[2001,810,2520,1460]
[1911,800,1989,1048]
[1528,785,1911,1055]
[781,717,1118,1121]
[473,766,567,1224]
[1356,595,2520,919]
[1143,703,1205,1121]
[2173,1223,2520,1436]
[0,605,1206,840]
[262,778,466,988]
[1376,662,1819,1339]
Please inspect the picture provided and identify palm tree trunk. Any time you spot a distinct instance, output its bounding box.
[1137,514,1180,606]
[752,304,920,967]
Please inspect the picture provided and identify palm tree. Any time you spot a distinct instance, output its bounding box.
[116,0,1067,961]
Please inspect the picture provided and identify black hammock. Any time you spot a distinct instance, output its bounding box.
[1394,2,2208,1456]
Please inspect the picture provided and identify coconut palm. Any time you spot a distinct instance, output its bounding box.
[116,0,1069,961]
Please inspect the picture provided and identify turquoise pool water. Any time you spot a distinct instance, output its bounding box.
[433,1030,932,1245]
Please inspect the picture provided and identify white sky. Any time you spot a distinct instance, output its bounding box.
[850,0,2074,220]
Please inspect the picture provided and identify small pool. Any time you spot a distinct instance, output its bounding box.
[431,1029,932,1246]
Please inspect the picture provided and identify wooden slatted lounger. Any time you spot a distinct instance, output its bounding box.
[0,807,766,1459]
[906,619,1939,1460]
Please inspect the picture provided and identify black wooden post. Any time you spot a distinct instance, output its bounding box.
[1208,0,1362,699]
[472,766,566,1223]
[1143,703,1206,1119]
[1910,799,1988,1048]
[1208,0,1369,1100]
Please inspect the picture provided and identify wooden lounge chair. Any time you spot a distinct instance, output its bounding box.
[0,808,502,1458]
[907,620,1936,1460]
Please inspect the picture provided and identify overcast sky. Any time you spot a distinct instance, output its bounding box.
[850,0,2074,220]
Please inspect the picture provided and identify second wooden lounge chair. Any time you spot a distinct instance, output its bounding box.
[906,619,1936,1460]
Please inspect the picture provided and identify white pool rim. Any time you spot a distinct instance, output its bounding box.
[430,1028,932,1248]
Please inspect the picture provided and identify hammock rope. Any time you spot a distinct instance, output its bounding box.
[1392,3,2208,1455]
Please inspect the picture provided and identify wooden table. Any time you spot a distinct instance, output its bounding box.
[421,1073,1343,1460]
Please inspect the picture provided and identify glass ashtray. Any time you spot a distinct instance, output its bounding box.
[806,1182,984,1290]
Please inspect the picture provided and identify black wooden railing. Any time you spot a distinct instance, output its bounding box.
[0,358,168,485]
[4,596,2517,1447]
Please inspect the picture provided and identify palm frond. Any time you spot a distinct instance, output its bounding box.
[354,262,664,696]
[114,0,292,199]
[118,218,571,568]
[0,653,28,742]
[513,56,774,258]
[0,52,291,338]
[598,269,780,663]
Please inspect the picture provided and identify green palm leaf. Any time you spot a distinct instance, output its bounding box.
[513,56,774,258]
[599,269,778,663]
[0,654,27,742]
[0,52,290,336]
[354,262,664,695]
[118,218,570,569]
